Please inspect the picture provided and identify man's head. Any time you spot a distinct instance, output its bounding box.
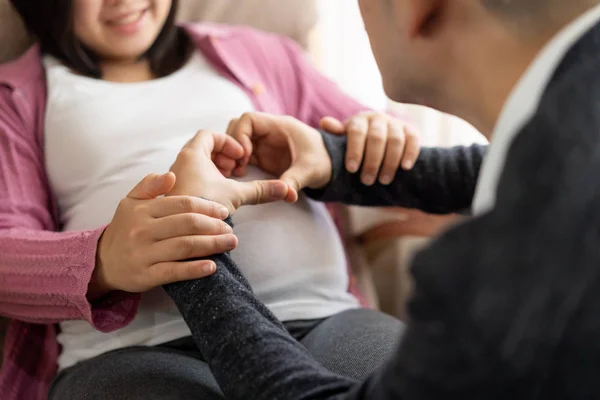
[359,0,600,135]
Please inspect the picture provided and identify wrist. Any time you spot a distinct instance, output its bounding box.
[87,230,113,301]
[307,165,332,190]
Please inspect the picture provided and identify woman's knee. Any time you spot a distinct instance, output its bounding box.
[300,308,405,380]
[49,347,223,400]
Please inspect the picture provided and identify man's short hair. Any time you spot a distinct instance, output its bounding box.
[481,0,600,31]
[482,0,599,17]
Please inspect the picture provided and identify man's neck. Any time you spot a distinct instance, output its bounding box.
[470,9,597,139]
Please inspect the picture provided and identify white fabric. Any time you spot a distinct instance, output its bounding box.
[472,4,600,216]
[43,52,358,370]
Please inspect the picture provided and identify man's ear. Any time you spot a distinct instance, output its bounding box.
[403,0,446,38]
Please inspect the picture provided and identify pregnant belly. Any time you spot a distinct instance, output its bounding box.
[230,190,350,306]
[57,183,357,371]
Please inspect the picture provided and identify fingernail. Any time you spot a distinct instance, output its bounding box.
[223,224,233,234]
[347,161,359,173]
[220,208,229,219]
[362,174,376,186]
[271,183,288,199]
[380,175,392,185]
[226,235,237,248]
[403,160,414,170]
[203,262,216,274]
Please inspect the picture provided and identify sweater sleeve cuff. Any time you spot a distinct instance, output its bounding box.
[77,226,141,333]
[303,131,348,201]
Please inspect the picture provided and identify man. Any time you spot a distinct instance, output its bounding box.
[165,0,600,399]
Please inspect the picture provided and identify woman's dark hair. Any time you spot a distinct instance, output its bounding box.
[10,0,192,78]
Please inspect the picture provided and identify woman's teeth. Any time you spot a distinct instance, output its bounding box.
[110,11,144,25]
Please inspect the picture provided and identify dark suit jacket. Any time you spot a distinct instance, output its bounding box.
[164,21,600,400]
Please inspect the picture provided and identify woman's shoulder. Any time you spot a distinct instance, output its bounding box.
[0,45,46,143]
[182,22,297,51]
[0,44,45,90]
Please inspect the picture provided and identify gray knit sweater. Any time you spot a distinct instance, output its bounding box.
[164,21,600,400]
[164,142,488,400]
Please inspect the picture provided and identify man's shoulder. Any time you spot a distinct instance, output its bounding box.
[493,24,600,215]
[538,20,600,124]
[525,21,600,154]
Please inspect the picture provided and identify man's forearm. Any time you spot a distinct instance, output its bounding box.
[163,218,359,400]
[305,133,486,214]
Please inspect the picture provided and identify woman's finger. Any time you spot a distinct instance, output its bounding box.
[378,121,405,185]
[147,196,229,219]
[361,116,388,186]
[150,213,233,241]
[345,115,369,173]
[147,260,217,287]
[150,234,238,263]
[320,116,346,134]
[401,127,421,170]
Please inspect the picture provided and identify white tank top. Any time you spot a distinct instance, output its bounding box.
[42,52,359,370]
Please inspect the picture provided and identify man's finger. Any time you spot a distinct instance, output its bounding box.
[184,130,244,161]
[214,154,237,174]
[235,180,290,206]
[320,116,346,135]
[128,172,176,200]
[280,163,313,193]
[207,132,245,160]
[233,165,248,177]
[184,130,213,151]
[228,113,259,158]
[227,117,253,167]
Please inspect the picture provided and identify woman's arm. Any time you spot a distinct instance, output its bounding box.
[278,37,371,128]
[305,133,486,214]
[0,87,139,330]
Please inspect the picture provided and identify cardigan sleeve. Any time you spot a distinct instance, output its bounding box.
[0,86,139,332]
[275,36,378,128]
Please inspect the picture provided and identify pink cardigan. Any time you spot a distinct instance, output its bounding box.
[0,24,373,399]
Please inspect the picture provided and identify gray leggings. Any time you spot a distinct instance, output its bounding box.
[49,308,403,400]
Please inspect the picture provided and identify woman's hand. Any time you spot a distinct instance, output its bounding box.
[91,173,237,299]
[167,130,290,213]
[320,111,420,186]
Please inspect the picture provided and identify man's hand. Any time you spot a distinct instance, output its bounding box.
[220,112,333,203]
[321,111,420,185]
[168,130,290,213]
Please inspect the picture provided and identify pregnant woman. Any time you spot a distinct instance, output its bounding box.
[0,1,419,399]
